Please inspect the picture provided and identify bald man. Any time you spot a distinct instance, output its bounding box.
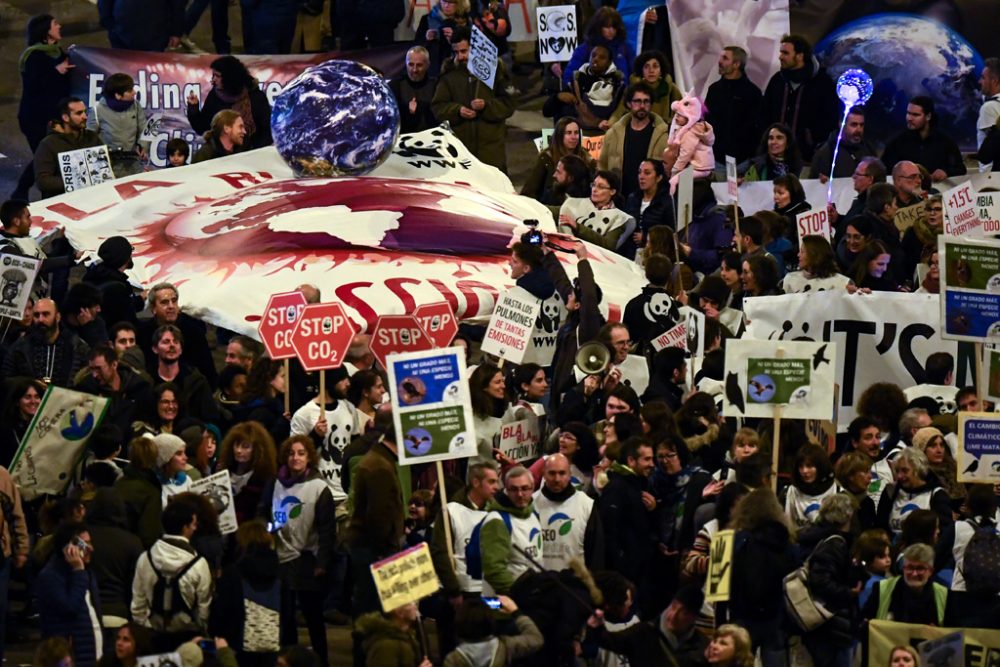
[533,453,604,571]
[2,298,89,386]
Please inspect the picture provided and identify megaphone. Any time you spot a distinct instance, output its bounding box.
[576,342,610,376]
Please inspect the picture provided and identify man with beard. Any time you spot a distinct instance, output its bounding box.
[76,343,152,436]
[760,35,838,161]
[811,106,878,180]
[705,46,762,165]
[150,324,218,422]
[192,110,247,163]
[431,27,515,171]
[598,82,669,201]
[2,297,89,387]
[34,97,106,199]
[882,96,966,182]
[138,283,217,385]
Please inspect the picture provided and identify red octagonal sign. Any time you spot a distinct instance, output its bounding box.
[257,291,308,360]
[413,302,458,349]
[290,302,355,371]
[370,314,434,369]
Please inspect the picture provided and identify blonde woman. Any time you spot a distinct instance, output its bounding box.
[705,624,754,667]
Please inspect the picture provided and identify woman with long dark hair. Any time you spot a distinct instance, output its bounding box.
[347,369,386,435]
[186,55,272,148]
[624,158,674,259]
[131,383,184,438]
[783,443,839,530]
[742,123,803,181]
[783,235,850,293]
[469,363,507,463]
[850,239,900,292]
[234,358,290,442]
[217,421,277,525]
[13,14,72,200]
[0,378,44,467]
[522,117,594,204]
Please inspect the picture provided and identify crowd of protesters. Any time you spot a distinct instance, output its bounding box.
[4,3,1000,667]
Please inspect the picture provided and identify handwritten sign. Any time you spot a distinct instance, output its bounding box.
[536,6,577,63]
[796,208,831,244]
[498,416,541,462]
[706,529,734,602]
[893,202,925,234]
[977,192,1000,236]
[370,542,441,612]
[944,181,978,237]
[583,134,604,161]
[469,25,498,89]
[481,287,542,364]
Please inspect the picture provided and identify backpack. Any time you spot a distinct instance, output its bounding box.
[147,548,203,628]
[783,534,844,632]
[464,512,512,580]
[961,520,1000,595]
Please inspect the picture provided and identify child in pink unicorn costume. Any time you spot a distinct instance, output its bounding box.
[666,91,715,194]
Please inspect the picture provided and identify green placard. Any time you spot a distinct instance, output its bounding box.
[944,242,1000,291]
[745,357,811,404]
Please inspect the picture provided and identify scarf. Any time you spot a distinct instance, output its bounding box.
[921,270,940,294]
[215,84,257,139]
[19,42,63,73]
[277,465,308,487]
[104,96,134,113]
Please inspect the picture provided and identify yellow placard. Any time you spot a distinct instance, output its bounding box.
[868,620,1000,667]
[894,202,925,234]
[583,134,604,162]
[705,529,734,602]
[370,542,441,612]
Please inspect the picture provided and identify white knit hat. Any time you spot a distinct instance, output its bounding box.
[153,433,186,468]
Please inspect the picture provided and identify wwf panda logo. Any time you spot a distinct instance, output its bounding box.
[535,297,561,333]
[643,292,676,324]
[320,421,352,480]
[580,212,614,235]
[395,130,460,159]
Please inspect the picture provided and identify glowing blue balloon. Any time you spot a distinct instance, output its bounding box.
[836,68,874,107]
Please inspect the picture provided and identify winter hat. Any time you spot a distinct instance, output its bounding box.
[911,426,944,453]
[177,641,204,667]
[97,236,134,269]
[153,433,186,468]
[693,275,730,308]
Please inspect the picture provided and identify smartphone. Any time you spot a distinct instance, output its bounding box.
[198,639,216,654]
[482,596,502,610]
[73,536,92,554]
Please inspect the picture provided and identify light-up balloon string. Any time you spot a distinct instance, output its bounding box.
[829,69,874,203]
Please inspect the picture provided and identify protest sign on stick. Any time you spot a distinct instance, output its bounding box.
[469,25,499,89]
[370,543,441,612]
[536,6,577,63]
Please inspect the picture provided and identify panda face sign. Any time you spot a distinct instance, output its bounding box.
[395,130,460,159]
[644,292,674,323]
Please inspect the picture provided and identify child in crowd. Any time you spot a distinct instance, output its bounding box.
[665,91,715,193]
[854,529,892,608]
[87,72,149,178]
[166,137,190,167]
[561,44,625,131]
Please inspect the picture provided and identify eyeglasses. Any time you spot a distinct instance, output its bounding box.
[657,452,678,460]
[898,173,920,180]
[927,206,943,213]
[591,182,611,190]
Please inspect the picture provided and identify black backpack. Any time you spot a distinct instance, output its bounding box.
[961,520,1000,595]
[147,549,203,626]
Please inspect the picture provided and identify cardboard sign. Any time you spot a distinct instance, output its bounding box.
[521,290,565,367]
[536,6,577,63]
[59,145,114,192]
[533,128,554,153]
[867,621,999,667]
[683,306,705,358]
[723,339,838,420]
[11,387,109,501]
[583,134,604,162]
[651,321,688,352]
[706,529,734,602]
[137,653,182,667]
[893,202,925,234]
[977,192,1000,236]
[190,470,238,534]
[388,347,477,465]
[0,254,41,320]
[726,155,738,203]
[796,208,831,244]
[370,542,441,612]
[944,181,979,237]
[498,416,541,462]
[676,166,694,230]
[481,287,542,364]
[957,412,1000,482]
[939,235,1000,342]
[469,25,499,89]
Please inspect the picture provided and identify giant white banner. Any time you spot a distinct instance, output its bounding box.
[744,291,976,431]
[31,127,646,338]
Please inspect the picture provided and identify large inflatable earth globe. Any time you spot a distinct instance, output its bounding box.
[271,60,400,177]
[816,14,984,151]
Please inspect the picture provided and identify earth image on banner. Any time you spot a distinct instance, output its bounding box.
[816,13,984,151]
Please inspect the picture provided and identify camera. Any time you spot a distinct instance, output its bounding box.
[520,220,544,245]
[482,596,502,610]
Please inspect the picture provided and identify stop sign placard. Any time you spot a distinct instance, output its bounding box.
[370,314,434,369]
[413,302,458,349]
[258,291,308,360]
[290,302,355,371]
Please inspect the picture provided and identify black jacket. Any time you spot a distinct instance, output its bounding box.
[86,488,145,618]
[705,74,763,165]
[187,87,273,149]
[881,128,966,178]
[98,0,185,51]
[2,327,89,387]
[798,525,857,645]
[18,48,71,131]
[622,186,675,259]
[546,254,605,410]
[978,125,1000,170]
[390,75,438,134]
[761,62,839,161]
[138,313,217,386]
[82,263,145,327]
[597,467,654,584]
[76,364,153,439]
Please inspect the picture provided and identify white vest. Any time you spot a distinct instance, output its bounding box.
[887,486,943,537]
[867,457,894,504]
[480,508,542,596]
[785,482,839,529]
[447,501,488,593]
[271,477,328,563]
[533,488,594,571]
